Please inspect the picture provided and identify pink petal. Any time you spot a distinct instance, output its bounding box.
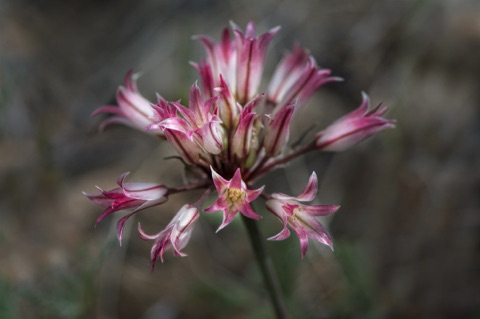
[137,222,161,240]
[116,86,154,127]
[263,103,295,156]
[238,202,262,220]
[203,196,229,214]
[170,205,199,255]
[83,190,115,207]
[229,168,243,189]
[293,227,310,258]
[295,172,318,202]
[94,199,140,226]
[210,167,229,195]
[272,171,318,202]
[302,218,333,251]
[170,101,197,128]
[121,182,168,201]
[266,199,290,238]
[163,130,202,165]
[215,209,238,232]
[214,75,238,129]
[245,184,264,202]
[268,226,291,241]
[200,118,224,154]
[191,60,215,99]
[267,44,309,104]
[300,204,340,216]
[97,117,133,132]
[231,111,255,158]
[116,197,168,244]
[117,172,168,201]
[316,117,395,151]
[91,105,124,117]
[151,233,172,265]
[124,69,138,91]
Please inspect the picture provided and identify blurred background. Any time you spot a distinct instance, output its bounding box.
[1,0,479,318]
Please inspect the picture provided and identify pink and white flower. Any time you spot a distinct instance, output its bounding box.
[316,92,395,151]
[138,204,199,269]
[268,45,342,112]
[92,70,160,134]
[194,22,280,105]
[205,167,264,232]
[157,83,225,155]
[266,172,339,257]
[84,172,168,243]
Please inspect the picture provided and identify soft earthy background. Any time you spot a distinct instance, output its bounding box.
[1,0,479,318]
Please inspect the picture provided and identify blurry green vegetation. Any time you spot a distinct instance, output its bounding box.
[268,234,299,296]
[1,240,116,319]
[19,269,93,319]
[191,277,259,318]
[332,241,383,319]
[0,277,18,319]
[0,239,344,319]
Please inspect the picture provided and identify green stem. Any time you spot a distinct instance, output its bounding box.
[242,216,290,319]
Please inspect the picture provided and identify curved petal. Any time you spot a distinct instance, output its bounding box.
[137,222,163,240]
[245,185,264,202]
[315,93,395,151]
[300,204,340,217]
[216,209,238,233]
[271,172,318,202]
[115,197,168,244]
[203,196,228,214]
[291,226,310,258]
[210,167,229,194]
[301,218,334,251]
[238,202,262,220]
[295,172,318,202]
[94,198,141,226]
[263,103,295,156]
[268,226,291,241]
[121,182,168,201]
[229,168,243,189]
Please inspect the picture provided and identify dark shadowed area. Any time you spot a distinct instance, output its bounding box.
[1,0,479,318]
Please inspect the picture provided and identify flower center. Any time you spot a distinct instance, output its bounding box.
[227,188,244,203]
[293,207,301,216]
[287,206,301,223]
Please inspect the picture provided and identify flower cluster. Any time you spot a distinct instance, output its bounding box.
[86,22,394,268]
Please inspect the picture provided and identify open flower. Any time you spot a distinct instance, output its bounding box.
[266,172,339,257]
[204,168,264,231]
[315,92,395,151]
[84,172,168,243]
[138,204,199,269]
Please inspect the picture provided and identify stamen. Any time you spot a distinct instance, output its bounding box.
[227,188,244,202]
